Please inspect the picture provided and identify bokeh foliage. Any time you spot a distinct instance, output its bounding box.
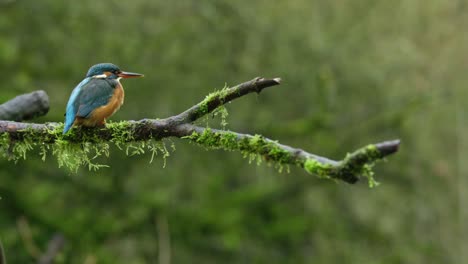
[0,0,466,263]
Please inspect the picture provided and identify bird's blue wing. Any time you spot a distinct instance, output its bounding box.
[63,78,116,134]
[75,79,115,118]
[63,77,91,134]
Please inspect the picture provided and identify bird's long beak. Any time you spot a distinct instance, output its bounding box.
[118,71,144,78]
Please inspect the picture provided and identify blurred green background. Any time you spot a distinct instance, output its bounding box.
[0,0,466,263]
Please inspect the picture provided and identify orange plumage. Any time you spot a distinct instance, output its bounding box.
[73,84,124,127]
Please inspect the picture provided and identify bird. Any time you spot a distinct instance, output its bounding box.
[63,63,143,134]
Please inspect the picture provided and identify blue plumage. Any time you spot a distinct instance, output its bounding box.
[86,63,120,78]
[63,77,91,134]
[63,78,117,134]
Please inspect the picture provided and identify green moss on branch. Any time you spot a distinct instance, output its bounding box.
[195,85,230,117]
[185,129,296,166]
[0,121,170,172]
[0,118,398,184]
[303,159,333,179]
[185,129,389,185]
[329,144,385,187]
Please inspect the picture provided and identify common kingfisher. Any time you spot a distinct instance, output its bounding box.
[63,63,143,134]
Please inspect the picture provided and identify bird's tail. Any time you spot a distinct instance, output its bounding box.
[63,115,74,134]
[63,123,72,134]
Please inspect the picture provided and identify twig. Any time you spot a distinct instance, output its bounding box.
[174,77,281,124]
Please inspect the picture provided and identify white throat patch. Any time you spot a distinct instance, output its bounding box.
[92,74,108,79]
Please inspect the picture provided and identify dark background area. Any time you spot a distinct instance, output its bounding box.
[0,0,466,263]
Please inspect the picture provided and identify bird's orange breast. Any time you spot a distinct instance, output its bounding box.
[75,84,125,127]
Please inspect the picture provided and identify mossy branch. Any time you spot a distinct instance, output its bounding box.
[178,125,399,184]
[173,77,282,124]
[0,77,400,184]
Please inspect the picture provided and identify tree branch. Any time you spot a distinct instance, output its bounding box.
[0,90,49,121]
[0,78,400,184]
[173,77,281,124]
